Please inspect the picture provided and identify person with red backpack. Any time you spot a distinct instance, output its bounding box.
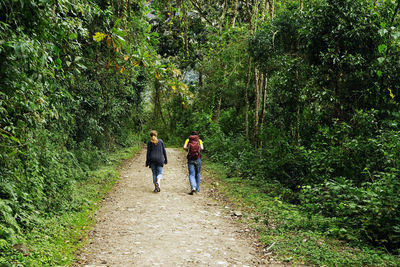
[183,131,204,195]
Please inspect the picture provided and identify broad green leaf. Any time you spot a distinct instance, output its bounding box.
[115,35,126,43]
[378,28,388,36]
[112,28,127,37]
[77,63,87,70]
[391,31,400,40]
[377,57,385,64]
[114,18,122,27]
[68,33,78,40]
[378,44,386,53]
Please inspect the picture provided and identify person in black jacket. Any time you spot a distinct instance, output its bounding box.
[145,130,167,192]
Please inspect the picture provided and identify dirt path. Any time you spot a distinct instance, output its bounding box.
[77,148,269,266]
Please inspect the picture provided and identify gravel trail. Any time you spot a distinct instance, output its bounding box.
[77,148,268,266]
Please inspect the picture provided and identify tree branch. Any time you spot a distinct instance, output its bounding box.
[189,0,215,26]
[391,0,400,25]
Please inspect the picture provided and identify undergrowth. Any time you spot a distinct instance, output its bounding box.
[0,145,142,266]
[203,161,400,267]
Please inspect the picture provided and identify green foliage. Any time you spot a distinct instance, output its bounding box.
[186,0,400,253]
[204,161,400,266]
[300,172,400,251]
[2,0,400,261]
[0,145,141,266]
[0,0,153,256]
[301,0,389,115]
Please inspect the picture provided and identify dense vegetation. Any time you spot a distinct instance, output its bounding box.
[0,0,154,263]
[149,0,400,255]
[1,0,400,265]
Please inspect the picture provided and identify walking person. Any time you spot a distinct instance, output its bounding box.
[145,130,167,192]
[184,131,204,195]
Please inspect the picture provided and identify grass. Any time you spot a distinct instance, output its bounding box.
[203,161,400,267]
[0,144,142,267]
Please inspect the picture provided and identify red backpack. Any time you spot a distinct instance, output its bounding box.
[187,135,201,160]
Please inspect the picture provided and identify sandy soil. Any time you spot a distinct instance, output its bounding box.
[76,148,272,266]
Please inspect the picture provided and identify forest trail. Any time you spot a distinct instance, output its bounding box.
[76,148,273,266]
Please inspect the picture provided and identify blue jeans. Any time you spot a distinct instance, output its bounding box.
[188,158,201,192]
[150,164,163,183]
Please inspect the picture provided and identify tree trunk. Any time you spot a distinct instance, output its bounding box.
[295,69,300,145]
[231,0,239,27]
[296,106,301,145]
[253,69,263,147]
[244,58,252,141]
[260,75,268,134]
[261,0,268,21]
[300,0,304,11]
[214,63,226,122]
[184,3,189,57]
[269,0,275,19]
[247,0,261,33]
[253,0,260,32]
[199,70,203,88]
[219,0,228,32]
[259,74,268,148]
[154,78,166,126]
[213,94,222,123]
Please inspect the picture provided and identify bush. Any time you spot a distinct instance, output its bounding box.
[300,171,400,251]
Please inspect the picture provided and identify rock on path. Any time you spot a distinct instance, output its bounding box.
[76,148,266,266]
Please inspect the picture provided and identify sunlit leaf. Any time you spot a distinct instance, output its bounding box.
[378,44,386,53]
[112,28,127,37]
[392,31,400,40]
[172,68,182,76]
[77,63,87,70]
[115,35,126,43]
[378,29,388,36]
[388,88,395,99]
[93,32,108,42]
[377,57,385,64]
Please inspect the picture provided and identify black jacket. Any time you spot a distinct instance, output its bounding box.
[146,139,167,167]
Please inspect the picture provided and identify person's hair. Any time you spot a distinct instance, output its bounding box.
[150,130,158,144]
[150,130,158,137]
[191,131,198,135]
